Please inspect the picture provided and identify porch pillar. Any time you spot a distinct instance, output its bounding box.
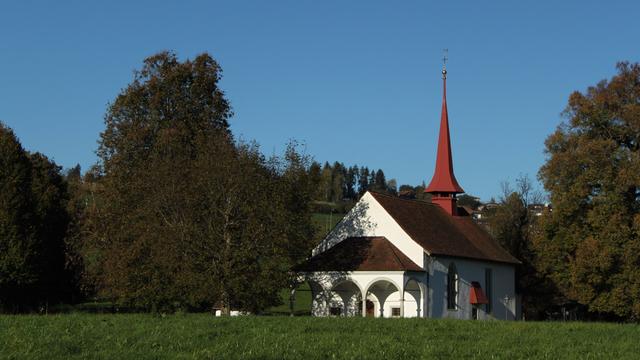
[343,298,348,317]
[400,283,405,318]
[361,291,367,317]
[324,291,330,316]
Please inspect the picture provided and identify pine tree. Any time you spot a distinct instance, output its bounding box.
[308,161,322,200]
[374,169,387,192]
[358,167,370,196]
[368,170,376,191]
[331,162,344,202]
[320,162,333,202]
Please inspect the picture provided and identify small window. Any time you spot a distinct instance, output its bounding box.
[447,263,458,310]
[391,307,401,317]
[329,307,342,316]
[485,268,493,314]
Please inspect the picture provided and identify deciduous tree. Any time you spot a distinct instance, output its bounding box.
[537,62,640,320]
[88,51,315,313]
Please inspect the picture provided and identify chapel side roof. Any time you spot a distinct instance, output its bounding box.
[369,191,520,264]
[295,236,424,272]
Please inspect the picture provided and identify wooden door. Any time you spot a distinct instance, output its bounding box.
[366,300,375,317]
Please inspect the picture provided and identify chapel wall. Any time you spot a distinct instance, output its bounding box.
[428,256,516,320]
[312,192,425,268]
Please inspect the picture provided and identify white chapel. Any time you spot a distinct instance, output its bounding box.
[295,66,520,320]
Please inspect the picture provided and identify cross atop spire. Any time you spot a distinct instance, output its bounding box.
[442,48,448,79]
[425,59,464,215]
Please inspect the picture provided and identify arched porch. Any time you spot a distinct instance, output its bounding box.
[296,272,427,318]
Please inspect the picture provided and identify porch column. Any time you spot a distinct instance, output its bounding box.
[400,283,405,318]
[362,291,367,317]
[324,291,330,316]
[343,299,348,317]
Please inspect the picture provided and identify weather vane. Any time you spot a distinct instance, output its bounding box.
[442,48,448,79]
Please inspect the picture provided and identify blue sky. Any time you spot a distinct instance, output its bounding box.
[1,1,638,200]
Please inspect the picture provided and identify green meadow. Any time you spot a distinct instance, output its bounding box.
[1,315,638,359]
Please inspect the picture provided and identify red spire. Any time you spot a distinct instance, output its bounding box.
[425,67,464,195]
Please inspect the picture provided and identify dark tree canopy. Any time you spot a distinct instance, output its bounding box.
[537,62,640,319]
[0,123,36,307]
[486,176,557,319]
[98,51,231,175]
[87,52,316,313]
[0,123,71,311]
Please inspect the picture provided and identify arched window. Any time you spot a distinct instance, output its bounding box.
[447,262,458,310]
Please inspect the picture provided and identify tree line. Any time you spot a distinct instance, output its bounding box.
[1,52,320,314]
[0,126,74,312]
[310,162,396,203]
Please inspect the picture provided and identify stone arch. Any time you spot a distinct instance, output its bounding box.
[329,279,364,317]
[364,277,402,294]
[331,278,364,296]
[404,277,425,318]
[296,278,327,317]
[364,277,402,318]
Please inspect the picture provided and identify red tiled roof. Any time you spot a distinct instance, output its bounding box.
[295,236,424,272]
[369,192,520,264]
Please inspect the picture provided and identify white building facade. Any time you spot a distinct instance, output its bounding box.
[296,193,519,320]
[295,67,519,320]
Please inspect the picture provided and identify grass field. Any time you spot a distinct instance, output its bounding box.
[311,212,345,237]
[1,315,639,359]
[265,283,313,316]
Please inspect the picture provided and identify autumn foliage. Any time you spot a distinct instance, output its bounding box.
[85,52,317,313]
[536,62,640,319]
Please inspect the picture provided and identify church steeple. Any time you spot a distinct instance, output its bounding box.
[425,56,464,216]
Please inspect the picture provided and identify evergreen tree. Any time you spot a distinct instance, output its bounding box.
[0,123,37,311]
[0,123,71,311]
[308,161,322,200]
[372,169,386,192]
[358,167,370,196]
[368,169,376,191]
[320,162,333,202]
[331,162,344,202]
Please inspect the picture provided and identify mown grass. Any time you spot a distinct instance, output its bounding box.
[1,315,639,359]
